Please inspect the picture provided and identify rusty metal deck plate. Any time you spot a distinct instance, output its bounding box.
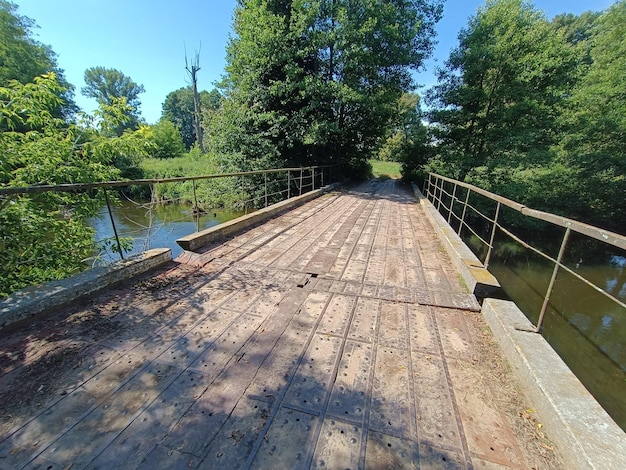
[0,180,540,469]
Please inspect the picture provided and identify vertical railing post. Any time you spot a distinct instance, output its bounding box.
[103,188,124,260]
[192,179,198,211]
[147,184,156,250]
[535,226,571,333]
[430,176,437,207]
[264,172,268,208]
[287,171,291,199]
[425,173,432,200]
[437,178,443,211]
[458,187,471,236]
[448,183,457,224]
[241,175,245,212]
[299,168,303,196]
[312,167,315,191]
[321,167,324,188]
[192,179,200,232]
[484,201,501,268]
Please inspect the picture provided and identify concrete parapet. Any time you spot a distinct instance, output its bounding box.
[482,298,626,470]
[0,248,172,332]
[177,183,341,252]
[412,183,500,298]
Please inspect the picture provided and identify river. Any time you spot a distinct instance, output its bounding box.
[465,229,626,431]
[90,199,245,263]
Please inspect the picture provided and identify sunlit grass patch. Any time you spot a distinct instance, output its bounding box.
[370,159,401,179]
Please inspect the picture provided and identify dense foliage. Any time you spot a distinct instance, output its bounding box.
[420,0,626,233]
[82,66,146,136]
[162,87,222,150]
[0,74,138,296]
[0,1,158,296]
[211,0,443,176]
[0,0,75,123]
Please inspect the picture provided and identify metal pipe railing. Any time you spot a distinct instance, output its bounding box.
[0,166,334,195]
[1,166,336,265]
[424,172,626,332]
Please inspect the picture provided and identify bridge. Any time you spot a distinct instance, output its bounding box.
[0,179,623,469]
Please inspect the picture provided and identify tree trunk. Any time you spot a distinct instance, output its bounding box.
[186,50,205,152]
[191,70,204,152]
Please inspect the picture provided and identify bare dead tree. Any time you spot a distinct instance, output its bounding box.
[185,45,204,152]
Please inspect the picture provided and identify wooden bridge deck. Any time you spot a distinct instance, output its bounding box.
[0,180,555,469]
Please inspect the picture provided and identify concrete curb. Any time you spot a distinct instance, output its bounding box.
[412,183,500,297]
[0,248,172,332]
[482,299,626,470]
[177,183,341,252]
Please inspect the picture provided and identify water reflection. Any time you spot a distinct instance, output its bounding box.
[463,231,626,431]
[89,200,245,263]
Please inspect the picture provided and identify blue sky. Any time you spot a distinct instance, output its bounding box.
[15,0,615,124]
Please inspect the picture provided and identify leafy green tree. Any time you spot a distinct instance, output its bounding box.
[213,0,442,176]
[162,86,221,150]
[426,0,579,184]
[378,93,425,162]
[550,1,626,231]
[82,66,145,135]
[0,74,119,296]
[149,119,186,159]
[0,0,76,124]
[0,72,158,296]
[374,93,431,182]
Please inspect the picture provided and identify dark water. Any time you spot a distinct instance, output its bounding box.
[464,229,626,431]
[90,200,246,263]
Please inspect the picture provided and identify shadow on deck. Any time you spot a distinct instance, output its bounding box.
[0,180,562,469]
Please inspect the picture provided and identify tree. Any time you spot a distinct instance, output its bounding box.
[213,0,443,175]
[185,49,204,151]
[426,0,579,184]
[551,1,626,231]
[0,74,118,295]
[82,66,145,135]
[0,73,157,296]
[0,0,76,124]
[149,119,186,159]
[378,93,425,161]
[162,87,221,150]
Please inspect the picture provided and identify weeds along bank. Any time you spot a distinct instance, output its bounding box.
[138,153,242,209]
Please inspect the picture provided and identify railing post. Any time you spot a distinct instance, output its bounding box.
[264,172,268,208]
[535,226,571,333]
[321,167,324,187]
[299,168,303,196]
[458,187,471,236]
[192,179,198,211]
[287,171,291,199]
[448,183,457,224]
[484,201,501,268]
[103,188,124,260]
[437,177,443,211]
[147,184,157,248]
[425,173,432,200]
[241,175,245,212]
[312,168,315,191]
[192,179,200,232]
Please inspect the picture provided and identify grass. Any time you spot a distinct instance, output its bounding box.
[370,159,402,179]
[140,153,220,178]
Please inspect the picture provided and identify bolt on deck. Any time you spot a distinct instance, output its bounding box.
[0,180,560,469]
